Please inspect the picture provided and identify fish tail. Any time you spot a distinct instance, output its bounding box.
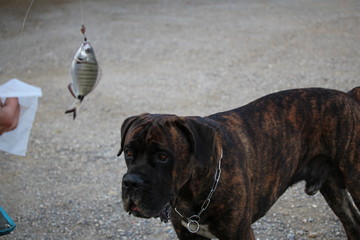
[65,97,83,120]
[65,106,77,120]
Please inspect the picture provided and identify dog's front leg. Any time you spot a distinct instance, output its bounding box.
[218,225,255,240]
[235,226,255,240]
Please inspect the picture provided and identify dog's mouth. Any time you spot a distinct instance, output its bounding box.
[127,200,150,219]
[126,199,171,222]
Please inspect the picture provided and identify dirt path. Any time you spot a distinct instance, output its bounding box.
[0,0,359,239]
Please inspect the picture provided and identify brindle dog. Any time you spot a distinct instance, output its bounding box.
[118,87,360,240]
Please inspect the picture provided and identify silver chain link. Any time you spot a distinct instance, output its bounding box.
[175,149,223,234]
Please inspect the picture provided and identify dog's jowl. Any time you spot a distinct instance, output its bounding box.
[118,87,360,240]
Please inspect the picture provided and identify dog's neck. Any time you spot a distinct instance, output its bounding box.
[173,149,223,237]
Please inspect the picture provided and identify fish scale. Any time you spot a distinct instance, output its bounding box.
[73,62,99,95]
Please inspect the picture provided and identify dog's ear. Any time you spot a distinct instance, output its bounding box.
[117,114,150,156]
[176,117,216,168]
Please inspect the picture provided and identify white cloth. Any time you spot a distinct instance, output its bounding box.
[0,79,42,156]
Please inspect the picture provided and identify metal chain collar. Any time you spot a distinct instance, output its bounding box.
[174,149,223,234]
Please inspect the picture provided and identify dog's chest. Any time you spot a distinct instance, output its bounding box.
[181,220,218,239]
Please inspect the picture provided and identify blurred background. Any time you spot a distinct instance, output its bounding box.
[0,0,359,239]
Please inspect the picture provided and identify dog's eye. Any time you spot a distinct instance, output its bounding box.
[125,150,133,159]
[157,153,169,163]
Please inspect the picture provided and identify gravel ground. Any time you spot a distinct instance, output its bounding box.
[0,0,359,239]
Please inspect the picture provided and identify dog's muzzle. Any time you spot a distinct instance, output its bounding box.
[122,173,149,217]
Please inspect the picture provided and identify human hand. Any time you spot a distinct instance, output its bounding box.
[0,97,20,135]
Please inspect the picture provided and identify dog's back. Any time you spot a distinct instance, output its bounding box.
[348,87,360,103]
[210,87,360,228]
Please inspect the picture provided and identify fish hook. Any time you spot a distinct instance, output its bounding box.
[81,24,87,42]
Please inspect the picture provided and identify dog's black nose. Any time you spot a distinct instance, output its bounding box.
[123,173,145,190]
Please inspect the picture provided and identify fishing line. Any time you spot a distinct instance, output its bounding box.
[80,0,87,42]
[80,0,84,26]
[8,0,36,73]
[20,0,36,43]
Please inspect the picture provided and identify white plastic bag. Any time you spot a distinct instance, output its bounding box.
[0,79,42,156]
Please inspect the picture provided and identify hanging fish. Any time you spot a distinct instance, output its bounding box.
[65,25,100,119]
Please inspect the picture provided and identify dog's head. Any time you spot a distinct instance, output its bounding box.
[118,113,217,220]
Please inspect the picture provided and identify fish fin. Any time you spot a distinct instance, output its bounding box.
[68,83,76,98]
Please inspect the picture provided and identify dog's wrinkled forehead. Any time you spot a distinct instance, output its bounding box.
[119,114,179,155]
[126,123,168,148]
